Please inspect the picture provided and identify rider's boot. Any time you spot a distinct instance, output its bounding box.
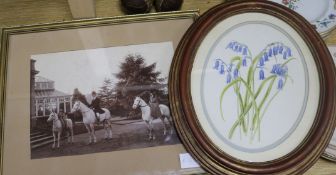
[95,113,100,125]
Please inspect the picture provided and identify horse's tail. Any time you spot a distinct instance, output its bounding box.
[159,104,170,117]
[66,118,74,128]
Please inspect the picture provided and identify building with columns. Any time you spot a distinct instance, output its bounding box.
[33,76,72,117]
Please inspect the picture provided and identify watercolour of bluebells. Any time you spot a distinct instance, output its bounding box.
[213,41,295,142]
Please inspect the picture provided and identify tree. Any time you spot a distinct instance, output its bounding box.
[115,54,165,98]
[98,78,115,107]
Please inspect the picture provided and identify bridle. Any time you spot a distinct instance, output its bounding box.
[50,113,60,122]
[74,101,91,113]
[135,98,148,108]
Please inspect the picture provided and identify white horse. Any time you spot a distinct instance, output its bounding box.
[47,112,74,148]
[132,96,173,140]
[71,100,113,144]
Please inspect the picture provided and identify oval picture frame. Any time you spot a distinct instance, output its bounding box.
[169,1,336,174]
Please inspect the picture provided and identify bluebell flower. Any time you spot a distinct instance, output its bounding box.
[286,48,292,57]
[259,57,265,66]
[220,64,225,74]
[259,69,265,80]
[214,60,220,69]
[234,45,239,52]
[278,78,284,90]
[329,14,336,19]
[242,47,247,56]
[238,46,242,52]
[226,42,234,49]
[263,52,269,61]
[273,45,279,56]
[283,52,288,60]
[227,73,232,83]
[268,48,273,57]
[233,68,239,79]
[242,56,247,67]
[271,64,288,90]
[271,64,278,74]
[279,45,284,54]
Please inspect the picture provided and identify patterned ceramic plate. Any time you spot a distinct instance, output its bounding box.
[324,45,336,162]
[271,0,336,37]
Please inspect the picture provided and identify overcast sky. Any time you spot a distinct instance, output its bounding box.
[32,42,174,95]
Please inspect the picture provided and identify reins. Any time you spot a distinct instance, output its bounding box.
[136,99,148,108]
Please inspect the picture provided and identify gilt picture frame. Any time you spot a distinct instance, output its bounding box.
[169,1,336,174]
[0,11,199,175]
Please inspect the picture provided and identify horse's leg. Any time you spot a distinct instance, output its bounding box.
[165,115,174,135]
[67,128,70,143]
[69,121,74,143]
[149,119,155,140]
[103,120,108,140]
[85,124,92,144]
[166,115,174,135]
[90,124,96,143]
[57,131,61,148]
[145,120,152,140]
[52,131,56,149]
[108,120,113,139]
[70,126,74,143]
[160,116,167,136]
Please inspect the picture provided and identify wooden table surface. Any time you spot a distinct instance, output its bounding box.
[0,0,335,174]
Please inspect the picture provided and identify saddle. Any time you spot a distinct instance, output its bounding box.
[150,103,162,119]
[60,119,68,132]
[94,110,105,123]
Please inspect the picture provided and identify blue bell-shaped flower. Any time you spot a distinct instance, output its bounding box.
[214,60,220,69]
[278,78,284,90]
[259,69,265,80]
[233,68,239,79]
[287,48,292,57]
[273,45,279,56]
[226,73,232,83]
[242,57,247,67]
[220,64,225,74]
[242,47,248,56]
[264,52,269,61]
[259,57,265,66]
[268,48,273,57]
[279,45,284,54]
[283,52,288,60]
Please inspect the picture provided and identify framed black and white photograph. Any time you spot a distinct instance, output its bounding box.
[31,42,180,159]
[0,11,198,175]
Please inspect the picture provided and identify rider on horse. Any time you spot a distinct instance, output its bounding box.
[58,108,67,131]
[149,91,161,118]
[90,91,105,122]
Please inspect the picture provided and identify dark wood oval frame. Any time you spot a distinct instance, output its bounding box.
[169,0,336,174]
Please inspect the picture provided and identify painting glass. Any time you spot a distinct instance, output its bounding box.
[191,12,320,162]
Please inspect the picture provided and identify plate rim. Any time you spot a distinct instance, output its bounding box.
[271,0,336,37]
